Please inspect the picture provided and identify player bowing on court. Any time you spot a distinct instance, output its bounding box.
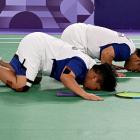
[61,23,140,73]
[0,32,116,101]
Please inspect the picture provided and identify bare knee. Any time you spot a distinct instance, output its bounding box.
[14,85,30,92]
[6,76,28,92]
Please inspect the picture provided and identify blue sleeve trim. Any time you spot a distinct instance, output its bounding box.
[65,57,88,84]
[100,43,130,61]
[66,57,88,78]
[50,57,88,84]
[10,54,26,75]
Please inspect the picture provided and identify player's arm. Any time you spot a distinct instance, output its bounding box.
[60,66,103,101]
[100,46,114,64]
[112,64,125,70]
[101,46,125,77]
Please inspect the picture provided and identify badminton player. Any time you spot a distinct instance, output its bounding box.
[61,23,140,72]
[0,32,116,101]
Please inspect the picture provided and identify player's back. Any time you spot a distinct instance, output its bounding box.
[16,32,95,79]
[86,25,135,59]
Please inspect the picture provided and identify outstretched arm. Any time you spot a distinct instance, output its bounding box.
[60,67,103,101]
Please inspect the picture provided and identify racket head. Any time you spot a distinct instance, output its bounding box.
[115,92,140,99]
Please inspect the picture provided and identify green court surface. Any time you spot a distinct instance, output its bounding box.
[0,34,140,140]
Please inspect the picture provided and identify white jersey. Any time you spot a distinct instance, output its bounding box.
[61,23,136,59]
[16,32,96,86]
[61,23,88,53]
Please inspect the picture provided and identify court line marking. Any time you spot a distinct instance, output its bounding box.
[0,42,20,43]
[0,37,139,45]
[131,38,140,41]
[0,37,139,41]
[2,42,140,44]
[0,37,139,39]
[1,42,140,44]
[117,77,140,78]
[0,38,23,39]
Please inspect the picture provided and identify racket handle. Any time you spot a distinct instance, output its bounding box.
[56,91,77,97]
[133,97,140,99]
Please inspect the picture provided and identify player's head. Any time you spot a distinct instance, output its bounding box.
[83,63,117,91]
[124,48,140,72]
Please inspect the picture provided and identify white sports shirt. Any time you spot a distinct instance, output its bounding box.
[16,32,96,87]
[61,23,136,59]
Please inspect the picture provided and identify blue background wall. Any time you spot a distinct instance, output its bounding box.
[94,0,140,29]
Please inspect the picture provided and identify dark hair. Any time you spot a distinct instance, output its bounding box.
[135,48,140,58]
[124,48,140,68]
[92,63,117,91]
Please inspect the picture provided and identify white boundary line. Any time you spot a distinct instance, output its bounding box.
[0,37,139,40]
[117,77,140,78]
[0,38,22,39]
[0,37,139,44]
[0,42,20,43]
[0,37,22,43]
[132,39,140,41]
